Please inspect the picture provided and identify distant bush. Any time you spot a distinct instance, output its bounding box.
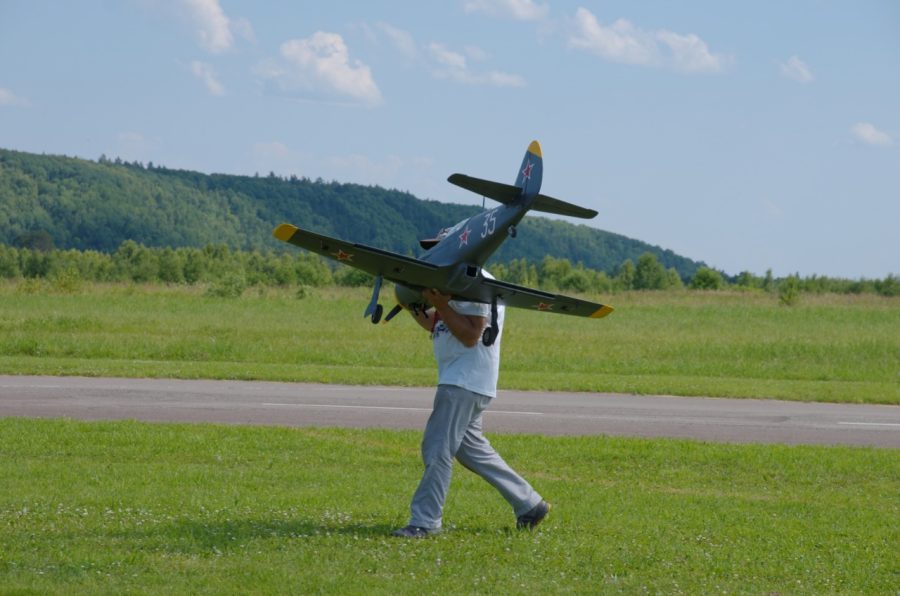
[690,267,726,290]
[205,273,247,298]
[778,276,801,307]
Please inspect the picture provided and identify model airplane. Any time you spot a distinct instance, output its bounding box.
[273,140,613,346]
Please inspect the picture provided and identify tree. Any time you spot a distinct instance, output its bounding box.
[778,275,801,306]
[0,245,20,278]
[665,267,684,290]
[113,240,159,282]
[616,259,635,290]
[15,230,54,252]
[690,267,725,290]
[634,252,667,290]
[763,269,774,292]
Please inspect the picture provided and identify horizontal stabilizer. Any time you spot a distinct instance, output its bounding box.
[447,174,521,204]
[532,194,598,219]
[447,173,597,219]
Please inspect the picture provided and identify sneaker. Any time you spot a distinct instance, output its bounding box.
[391,524,438,538]
[516,500,551,530]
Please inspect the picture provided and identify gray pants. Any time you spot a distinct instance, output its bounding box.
[409,384,542,529]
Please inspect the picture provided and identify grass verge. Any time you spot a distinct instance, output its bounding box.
[0,282,898,403]
[1,418,897,593]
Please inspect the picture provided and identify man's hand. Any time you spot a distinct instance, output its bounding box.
[422,289,485,348]
[422,288,451,311]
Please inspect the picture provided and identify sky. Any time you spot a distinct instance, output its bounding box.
[1,0,898,279]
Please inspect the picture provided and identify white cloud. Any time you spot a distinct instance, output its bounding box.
[231,16,256,44]
[569,10,658,66]
[464,0,549,21]
[851,122,893,147]
[262,32,382,106]
[464,45,489,62]
[376,22,418,59]
[780,55,814,83]
[190,60,225,96]
[0,87,29,107]
[568,7,729,74]
[427,42,525,87]
[365,23,525,88]
[182,0,233,53]
[429,43,468,71]
[656,30,728,74]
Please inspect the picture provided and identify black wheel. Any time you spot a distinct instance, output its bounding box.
[371,304,383,324]
[482,325,497,346]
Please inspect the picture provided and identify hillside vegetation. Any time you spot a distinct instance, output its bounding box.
[0,148,702,278]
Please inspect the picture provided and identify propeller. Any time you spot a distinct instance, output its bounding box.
[382,304,404,323]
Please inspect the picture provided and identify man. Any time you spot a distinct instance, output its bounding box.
[391,280,550,538]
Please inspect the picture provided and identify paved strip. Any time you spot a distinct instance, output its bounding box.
[0,375,898,448]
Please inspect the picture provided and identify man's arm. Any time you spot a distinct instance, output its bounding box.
[422,289,486,348]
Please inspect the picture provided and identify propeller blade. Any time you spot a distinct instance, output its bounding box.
[382,304,404,323]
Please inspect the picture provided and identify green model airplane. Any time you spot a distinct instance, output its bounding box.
[273,140,613,346]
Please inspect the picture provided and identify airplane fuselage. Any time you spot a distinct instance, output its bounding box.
[393,197,533,307]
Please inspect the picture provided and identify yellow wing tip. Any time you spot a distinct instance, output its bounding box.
[590,304,614,318]
[273,223,299,242]
[528,140,542,158]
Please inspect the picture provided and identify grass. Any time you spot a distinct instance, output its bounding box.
[1,417,897,594]
[0,281,897,403]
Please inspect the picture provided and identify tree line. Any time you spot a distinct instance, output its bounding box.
[0,148,704,280]
[1,242,895,298]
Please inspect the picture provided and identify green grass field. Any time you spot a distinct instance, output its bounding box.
[0,281,897,403]
[1,418,897,594]
[2,282,898,593]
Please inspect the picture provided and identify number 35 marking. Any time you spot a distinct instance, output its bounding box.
[481,211,497,238]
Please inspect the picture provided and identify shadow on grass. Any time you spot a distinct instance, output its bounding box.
[109,517,510,554]
[163,518,400,551]
[97,517,401,556]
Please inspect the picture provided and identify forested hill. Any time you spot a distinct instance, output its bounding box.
[0,148,705,278]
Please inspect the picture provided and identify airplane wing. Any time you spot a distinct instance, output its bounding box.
[273,224,445,288]
[273,223,613,319]
[477,277,613,318]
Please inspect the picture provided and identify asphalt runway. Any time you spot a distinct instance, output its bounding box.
[1,375,898,448]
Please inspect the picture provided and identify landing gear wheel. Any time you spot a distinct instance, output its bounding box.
[371,304,383,324]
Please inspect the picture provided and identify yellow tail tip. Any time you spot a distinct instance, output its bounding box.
[590,305,614,318]
[273,224,298,242]
[528,140,542,158]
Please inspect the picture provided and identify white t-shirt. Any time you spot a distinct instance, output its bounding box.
[432,298,505,398]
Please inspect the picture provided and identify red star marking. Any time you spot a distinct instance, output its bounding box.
[536,302,553,311]
[333,249,353,262]
[521,161,534,180]
[458,226,471,247]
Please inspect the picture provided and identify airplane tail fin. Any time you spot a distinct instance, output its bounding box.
[446,140,598,219]
[515,140,543,198]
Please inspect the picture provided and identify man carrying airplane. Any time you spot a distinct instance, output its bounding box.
[391,278,550,538]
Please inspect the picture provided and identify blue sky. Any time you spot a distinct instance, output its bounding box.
[1,1,897,278]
